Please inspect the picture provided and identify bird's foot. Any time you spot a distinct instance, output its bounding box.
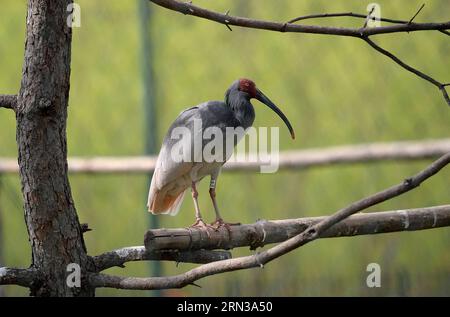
[211,218,240,237]
[188,218,215,237]
[190,218,214,228]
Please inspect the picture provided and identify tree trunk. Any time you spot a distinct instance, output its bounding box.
[16,0,94,296]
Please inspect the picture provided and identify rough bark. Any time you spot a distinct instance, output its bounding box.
[0,95,17,110]
[0,267,39,288]
[16,0,94,296]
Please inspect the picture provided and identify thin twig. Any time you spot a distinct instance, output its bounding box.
[287,11,449,36]
[409,4,425,24]
[224,9,232,31]
[89,153,450,290]
[363,6,376,28]
[287,12,405,25]
[363,37,450,106]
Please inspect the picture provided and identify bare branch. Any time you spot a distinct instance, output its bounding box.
[363,37,450,106]
[0,267,39,288]
[1,138,448,174]
[92,246,231,272]
[149,0,450,37]
[311,152,450,235]
[144,205,450,252]
[0,95,17,111]
[90,153,450,290]
[148,0,449,105]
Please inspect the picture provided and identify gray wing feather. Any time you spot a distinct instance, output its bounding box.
[152,101,240,190]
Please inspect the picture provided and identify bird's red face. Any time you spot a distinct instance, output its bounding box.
[236,78,295,140]
[239,78,257,98]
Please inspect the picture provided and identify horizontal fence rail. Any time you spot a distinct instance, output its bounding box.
[0,139,449,174]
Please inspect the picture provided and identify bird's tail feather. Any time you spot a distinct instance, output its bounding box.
[165,190,185,216]
[148,190,185,216]
[147,158,186,216]
[147,169,185,216]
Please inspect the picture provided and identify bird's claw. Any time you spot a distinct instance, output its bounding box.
[188,218,215,238]
[210,218,240,237]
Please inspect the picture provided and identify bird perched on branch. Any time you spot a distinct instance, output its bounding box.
[147,78,295,229]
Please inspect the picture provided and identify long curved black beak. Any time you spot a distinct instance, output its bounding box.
[255,88,295,140]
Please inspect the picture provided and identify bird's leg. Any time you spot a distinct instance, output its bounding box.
[191,181,203,222]
[209,178,240,231]
[189,182,213,235]
[209,178,222,221]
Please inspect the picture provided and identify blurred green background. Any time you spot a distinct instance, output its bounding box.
[0,0,449,296]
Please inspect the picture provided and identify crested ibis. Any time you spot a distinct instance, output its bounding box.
[147,78,295,229]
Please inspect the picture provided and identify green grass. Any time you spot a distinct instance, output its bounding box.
[0,0,449,296]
